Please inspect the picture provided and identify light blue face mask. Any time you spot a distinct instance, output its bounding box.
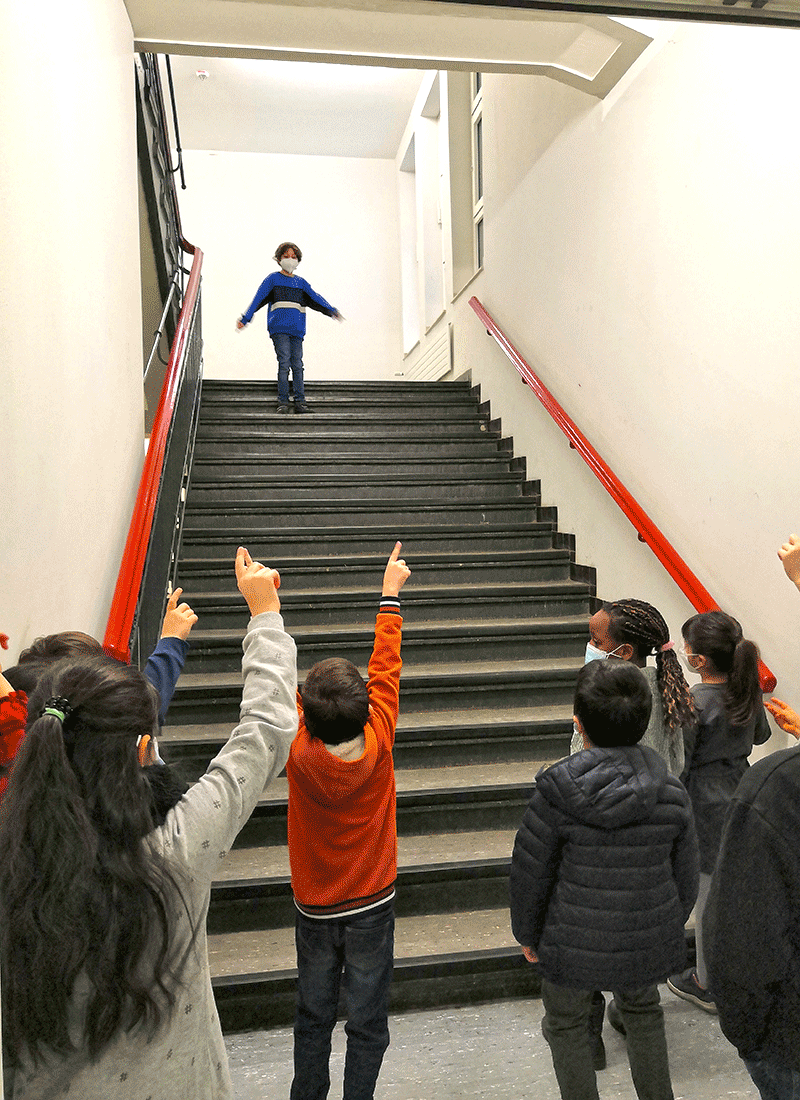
[584,641,624,664]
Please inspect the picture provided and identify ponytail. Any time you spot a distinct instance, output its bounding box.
[682,611,761,727]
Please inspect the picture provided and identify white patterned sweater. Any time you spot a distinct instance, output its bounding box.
[9,612,298,1100]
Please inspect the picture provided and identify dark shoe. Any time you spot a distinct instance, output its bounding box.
[294,402,310,413]
[588,991,606,1071]
[276,403,290,414]
[667,968,717,1014]
[607,998,626,1037]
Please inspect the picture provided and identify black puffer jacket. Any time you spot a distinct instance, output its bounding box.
[510,744,699,991]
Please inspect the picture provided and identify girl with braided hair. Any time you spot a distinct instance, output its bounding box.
[573,599,695,777]
[667,610,770,1015]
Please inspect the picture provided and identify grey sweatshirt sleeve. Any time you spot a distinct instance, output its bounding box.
[155,611,297,881]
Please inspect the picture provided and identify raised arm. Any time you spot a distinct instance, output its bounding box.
[366,543,411,743]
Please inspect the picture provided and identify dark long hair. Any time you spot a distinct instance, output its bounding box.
[682,611,761,726]
[0,654,180,1067]
[604,599,695,736]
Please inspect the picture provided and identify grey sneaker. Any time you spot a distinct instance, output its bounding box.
[276,403,290,414]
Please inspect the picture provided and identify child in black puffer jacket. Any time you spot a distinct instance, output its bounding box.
[510,659,699,1100]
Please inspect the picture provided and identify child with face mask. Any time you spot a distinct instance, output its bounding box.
[236,242,342,414]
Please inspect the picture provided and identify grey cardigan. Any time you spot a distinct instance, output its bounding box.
[9,612,297,1100]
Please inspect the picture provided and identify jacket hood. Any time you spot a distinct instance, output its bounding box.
[535,744,669,829]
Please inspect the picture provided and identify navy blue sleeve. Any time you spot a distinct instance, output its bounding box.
[144,637,189,724]
[299,278,337,317]
[241,273,277,323]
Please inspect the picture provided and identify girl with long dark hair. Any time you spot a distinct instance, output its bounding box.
[667,610,770,1014]
[0,549,297,1099]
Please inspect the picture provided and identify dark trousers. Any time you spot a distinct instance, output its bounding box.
[744,1055,800,1100]
[541,979,674,1100]
[271,333,304,403]
[290,901,394,1100]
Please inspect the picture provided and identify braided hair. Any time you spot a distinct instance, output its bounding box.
[603,599,695,736]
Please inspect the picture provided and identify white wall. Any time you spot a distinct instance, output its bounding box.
[0,0,144,664]
[409,25,800,747]
[177,150,403,381]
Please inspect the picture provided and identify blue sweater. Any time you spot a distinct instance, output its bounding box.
[241,271,337,338]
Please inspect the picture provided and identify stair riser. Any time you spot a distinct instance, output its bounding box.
[196,420,491,440]
[183,504,539,529]
[186,480,529,504]
[192,459,516,479]
[193,593,593,629]
[198,404,482,423]
[185,631,585,674]
[193,438,507,459]
[179,529,556,559]
[178,558,570,593]
[213,956,541,1032]
[200,382,474,402]
[165,679,575,726]
[208,871,511,935]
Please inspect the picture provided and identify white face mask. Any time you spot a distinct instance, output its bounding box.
[584,641,624,664]
[280,257,299,273]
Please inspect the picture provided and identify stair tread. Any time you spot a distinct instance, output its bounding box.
[208,907,516,978]
[212,827,522,885]
[178,549,562,569]
[172,656,581,691]
[186,580,589,601]
[162,703,572,744]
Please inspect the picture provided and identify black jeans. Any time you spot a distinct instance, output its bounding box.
[290,901,394,1100]
[541,979,674,1100]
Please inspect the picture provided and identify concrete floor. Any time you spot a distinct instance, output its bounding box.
[225,987,758,1099]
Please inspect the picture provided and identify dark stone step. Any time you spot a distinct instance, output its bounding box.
[179,581,593,629]
[178,522,560,559]
[186,475,533,505]
[183,617,587,673]
[198,402,482,423]
[192,435,509,459]
[201,379,474,402]
[208,857,512,934]
[175,547,569,592]
[182,500,540,530]
[212,941,541,1032]
[191,454,523,479]
[164,659,580,725]
[195,419,494,440]
[223,783,534,851]
[162,711,571,779]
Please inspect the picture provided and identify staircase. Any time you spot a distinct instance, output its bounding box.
[161,378,597,1031]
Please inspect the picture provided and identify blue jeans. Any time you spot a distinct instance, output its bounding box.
[290,901,394,1100]
[744,1055,800,1100]
[271,333,305,403]
[541,979,674,1100]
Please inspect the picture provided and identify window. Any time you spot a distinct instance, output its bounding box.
[471,74,484,270]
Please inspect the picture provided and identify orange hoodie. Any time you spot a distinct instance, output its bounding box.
[287,608,402,916]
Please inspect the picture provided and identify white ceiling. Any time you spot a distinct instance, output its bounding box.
[167,55,427,159]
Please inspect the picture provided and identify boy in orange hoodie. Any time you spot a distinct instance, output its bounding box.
[286,542,411,1100]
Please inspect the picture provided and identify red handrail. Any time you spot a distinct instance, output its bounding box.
[468,296,777,693]
[103,247,203,662]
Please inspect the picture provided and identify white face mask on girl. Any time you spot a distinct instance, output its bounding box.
[584,641,625,664]
[280,257,299,273]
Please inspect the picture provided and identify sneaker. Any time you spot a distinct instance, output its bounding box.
[294,402,310,414]
[667,968,717,1013]
[607,998,626,1037]
[276,403,290,414]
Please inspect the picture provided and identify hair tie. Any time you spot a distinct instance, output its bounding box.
[660,641,675,652]
[41,697,73,723]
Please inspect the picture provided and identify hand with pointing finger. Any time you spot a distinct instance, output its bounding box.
[778,533,800,593]
[235,547,281,617]
[161,587,199,641]
[382,542,411,598]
